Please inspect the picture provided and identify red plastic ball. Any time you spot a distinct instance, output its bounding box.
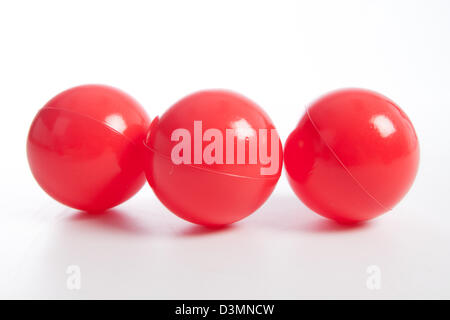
[284,88,419,223]
[143,90,282,226]
[27,84,151,212]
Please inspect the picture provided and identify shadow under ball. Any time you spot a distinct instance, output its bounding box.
[27,84,151,212]
[284,88,420,223]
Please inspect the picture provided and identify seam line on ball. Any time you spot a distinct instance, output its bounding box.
[40,107,141,148]
[142,141,281,181]
[305,107,390,212]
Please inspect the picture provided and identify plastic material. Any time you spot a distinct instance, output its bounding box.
[144,90,282,226]
[27,84,151,212]
[284,88,419,223]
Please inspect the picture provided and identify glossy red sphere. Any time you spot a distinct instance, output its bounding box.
[284,88,419,223]
[27,84,151,212]
[144,90,282,226]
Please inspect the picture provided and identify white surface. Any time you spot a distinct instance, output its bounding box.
[0,0,449,299]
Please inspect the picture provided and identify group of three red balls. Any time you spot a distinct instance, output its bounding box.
[27,85,419,226]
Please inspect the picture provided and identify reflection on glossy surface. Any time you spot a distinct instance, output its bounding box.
[371,114,396,138]
[232,118,257,140]
[105,114,128,134]
[6,193,437,299]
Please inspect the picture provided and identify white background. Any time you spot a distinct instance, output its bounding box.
[0,0,449,299]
